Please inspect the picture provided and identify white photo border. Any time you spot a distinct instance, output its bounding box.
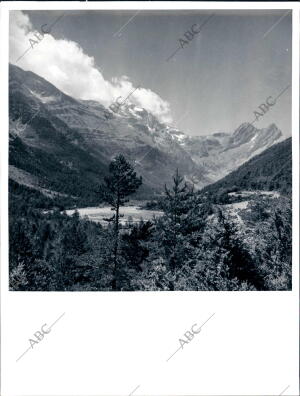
[0,2,299,395]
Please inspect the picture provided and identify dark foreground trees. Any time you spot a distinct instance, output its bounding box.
[9,165,292,291]
[102,155,142,290]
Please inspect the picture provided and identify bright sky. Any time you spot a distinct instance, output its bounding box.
[10,9,292,137]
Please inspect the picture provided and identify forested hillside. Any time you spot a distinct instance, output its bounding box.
[9,65,292,292]
[202,137,292,196]
[10,154,292,292]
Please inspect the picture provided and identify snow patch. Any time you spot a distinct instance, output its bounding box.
[128,107,142,119]
[28,89,58,104]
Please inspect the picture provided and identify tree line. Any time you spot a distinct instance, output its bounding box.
[9,155,292,291]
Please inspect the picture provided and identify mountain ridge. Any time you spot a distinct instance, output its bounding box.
[9,63,284,202]
[202,137,292,196]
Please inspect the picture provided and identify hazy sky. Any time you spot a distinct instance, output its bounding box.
[10,9,292,137]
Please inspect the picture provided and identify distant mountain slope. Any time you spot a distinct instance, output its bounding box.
[202,137,292,195]
[9,64,205,198]
[182,122,282,183]
[9,64,284,202]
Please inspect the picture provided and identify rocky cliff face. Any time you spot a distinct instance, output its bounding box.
[9,64,283,196]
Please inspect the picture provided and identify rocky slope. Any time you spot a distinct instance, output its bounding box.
[202,137,292,196]
[9,64,283,199]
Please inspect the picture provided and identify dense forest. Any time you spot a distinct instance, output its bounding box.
[9,152,292,291]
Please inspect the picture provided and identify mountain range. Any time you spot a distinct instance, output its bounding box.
[9,64,285,202]
[202,137,292,196]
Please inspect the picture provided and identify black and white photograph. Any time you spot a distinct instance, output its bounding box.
[1,2,299,396]
[9,8,292,292]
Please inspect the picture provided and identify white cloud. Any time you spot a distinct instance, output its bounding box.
[9,11,172,123]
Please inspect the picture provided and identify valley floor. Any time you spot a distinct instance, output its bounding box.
[65,205,163,227]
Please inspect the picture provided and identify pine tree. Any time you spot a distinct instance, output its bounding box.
[162,171,185,263]
[214,208,264,290]
[253,197,292,290]
[102,155,142,290]
[151,170,193,290]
